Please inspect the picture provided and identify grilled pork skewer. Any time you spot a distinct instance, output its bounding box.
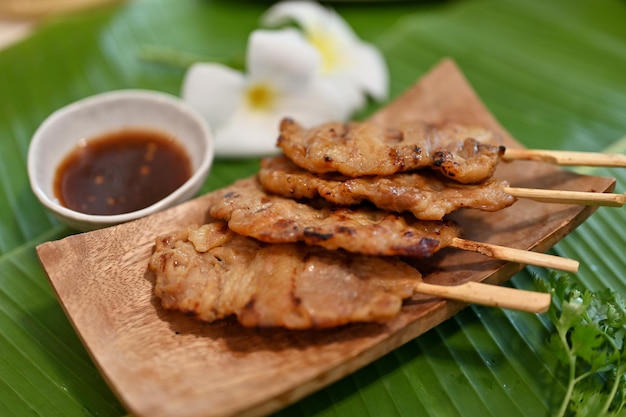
[277,118,626,184]
[149,222,420,329]
[149,222,550,330]
[207,178,578,273]
[259,156,625,222]
[259,156,515,220]
[277,118,504,184]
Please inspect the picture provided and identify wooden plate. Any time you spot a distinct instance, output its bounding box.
[36,59,614,417]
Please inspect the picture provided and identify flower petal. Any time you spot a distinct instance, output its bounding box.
[320,76,367,113]
[181,63,245,127]
[279,78,352,124]
[261,0,388,101]
[245,28,364,120]
[247,28,320,93]
[261,1,358,42]
[213,77,351,158]
[213,109,283,157]
[340,42,389,100]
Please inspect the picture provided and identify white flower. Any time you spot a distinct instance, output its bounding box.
[182,28,352,157]
[261,0,389,110]
[181,1,389,158]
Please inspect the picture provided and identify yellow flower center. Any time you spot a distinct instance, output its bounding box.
[307,30,340,74]
[246,83,276,111]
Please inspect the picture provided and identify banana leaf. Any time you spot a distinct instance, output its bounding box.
[0,0,625,416]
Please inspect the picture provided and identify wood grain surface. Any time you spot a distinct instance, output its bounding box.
[36,59,615,417]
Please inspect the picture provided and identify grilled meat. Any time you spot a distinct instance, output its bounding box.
[258,155,516,220]
[277,118,505,183]
[148,222,420,329]
[207,177,461,258]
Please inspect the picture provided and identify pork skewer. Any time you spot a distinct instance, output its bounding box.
[259,155,515,220]
[277,118,626,184]
[277,118,504,183]
[207,178,579,273]
[259,156,625,222]
[149,222,421,329]
[149,222,550,331]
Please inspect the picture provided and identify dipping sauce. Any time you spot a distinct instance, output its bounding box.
[53,129,192,215]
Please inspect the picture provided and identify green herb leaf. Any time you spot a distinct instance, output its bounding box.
[537,273,626,417]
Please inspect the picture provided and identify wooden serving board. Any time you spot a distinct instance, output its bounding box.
[36,59,615,417]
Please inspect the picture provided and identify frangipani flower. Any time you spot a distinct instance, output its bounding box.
[261,0,389,110]
[182,28,352,157]
[182,1,389,158]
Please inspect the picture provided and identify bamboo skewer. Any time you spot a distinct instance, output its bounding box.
[505,187,626,207]
[450,237,579,273]
[417,237,569,313]
[503,148,626,167]
[413,280,551,313]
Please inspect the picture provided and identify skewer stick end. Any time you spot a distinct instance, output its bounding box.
[451,238,579,273]
[505,187,626,207]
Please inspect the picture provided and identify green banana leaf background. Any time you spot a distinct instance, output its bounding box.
[1,0,625,416]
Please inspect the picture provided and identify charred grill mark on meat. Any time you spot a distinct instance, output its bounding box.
[430,139,506,183]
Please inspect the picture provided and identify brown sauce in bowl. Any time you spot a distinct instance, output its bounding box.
[54,129,192,215]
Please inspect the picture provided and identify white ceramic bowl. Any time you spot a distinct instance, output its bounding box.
[27,89,214,231]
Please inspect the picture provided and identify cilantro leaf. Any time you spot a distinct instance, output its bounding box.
[535,273,626,417]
